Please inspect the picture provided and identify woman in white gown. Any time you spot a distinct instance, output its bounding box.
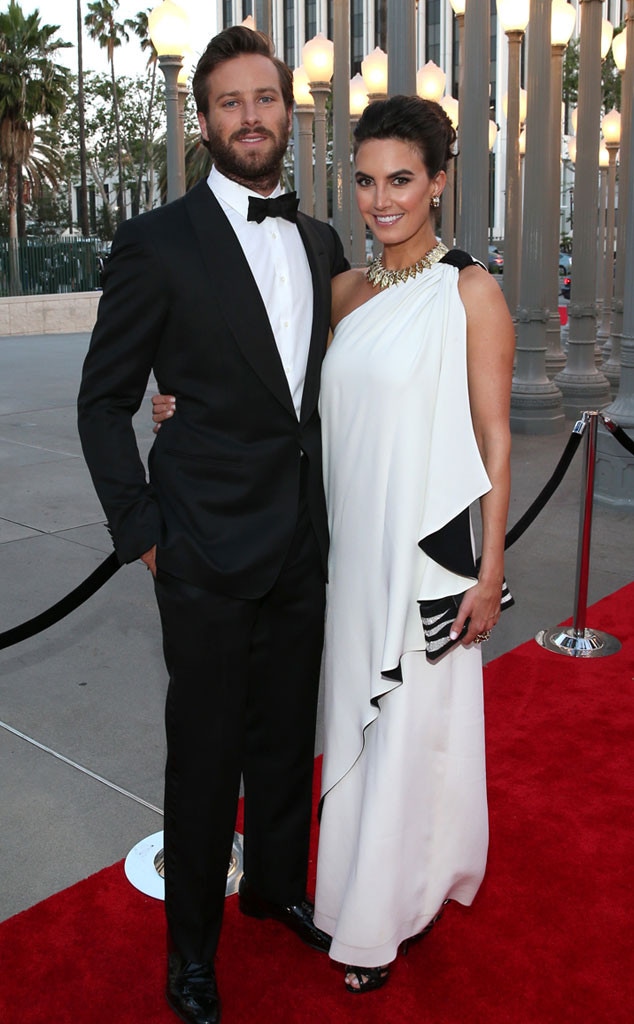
[312,96,514,993]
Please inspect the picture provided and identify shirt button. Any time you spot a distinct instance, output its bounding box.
[280,275,286,283]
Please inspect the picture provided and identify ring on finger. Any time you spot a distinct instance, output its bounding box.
[474,630,492,644]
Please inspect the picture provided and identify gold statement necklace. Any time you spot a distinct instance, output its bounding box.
[366,240,449,290]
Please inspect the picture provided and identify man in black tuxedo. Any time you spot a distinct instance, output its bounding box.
[78,26,347,1024]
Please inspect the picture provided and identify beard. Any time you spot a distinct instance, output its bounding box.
[203,116,290,188]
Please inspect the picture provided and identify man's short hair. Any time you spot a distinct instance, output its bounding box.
[193,25,294,116]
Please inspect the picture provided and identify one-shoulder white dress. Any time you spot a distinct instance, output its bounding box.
[313,261,492,968]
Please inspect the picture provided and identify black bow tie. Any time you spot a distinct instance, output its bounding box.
[247,192,300,224]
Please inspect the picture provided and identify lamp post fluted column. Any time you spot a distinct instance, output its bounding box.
[450,2,466,242]
[309,84,329,222]
[595,3,634,506]
[554,0,611,416]
[503,28,524,319]
[545,12,575,376]
[511,0,564,433]
[332,0,351,258]
[254,1,272,37]
[458,0,490,263]
[387,0,416,95]
[601,139,620,385]
[159,55,185,203]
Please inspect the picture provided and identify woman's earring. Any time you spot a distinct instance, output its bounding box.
[431,194,440,209]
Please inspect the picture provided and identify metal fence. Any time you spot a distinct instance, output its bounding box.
[0,237,105,297]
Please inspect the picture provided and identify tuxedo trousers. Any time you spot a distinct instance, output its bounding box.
[154,473,325,963]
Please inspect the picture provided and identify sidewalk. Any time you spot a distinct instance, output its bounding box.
[1,331,631,923]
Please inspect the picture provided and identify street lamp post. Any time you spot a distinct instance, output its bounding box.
[387,0,416,95]
[148,1,190,203]
[292,67,315,217]
[498,0,530,320]
[599,110,621,387]
[449,0,466,241]
[440,95,459,248]
[458,0,490,263]
[602,17,631,421]
[596,142,610,349]
[350,74,369,268]
[595,4,634,507]
[511,0,564,434]
[303,33,334,224]
[545,0,577,376]
[554,0,611,417]
[332,0,351,257]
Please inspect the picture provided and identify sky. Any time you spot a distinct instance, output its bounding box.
[26,1,218,79]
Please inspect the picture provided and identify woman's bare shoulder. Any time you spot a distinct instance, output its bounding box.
[332,267,374,328]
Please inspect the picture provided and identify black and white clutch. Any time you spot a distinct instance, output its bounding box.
[419,579,514,662]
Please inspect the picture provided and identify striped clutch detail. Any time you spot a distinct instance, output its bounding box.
[419,579,514,662]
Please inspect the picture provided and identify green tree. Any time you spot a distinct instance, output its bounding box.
[85,0,129,222]
[0,1,71,289]
[125,9,158,214]
[76,0,90,234]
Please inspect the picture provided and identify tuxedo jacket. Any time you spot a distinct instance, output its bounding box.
[78,180,348,598]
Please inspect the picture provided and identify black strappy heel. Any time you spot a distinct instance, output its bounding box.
[344,964,390,994]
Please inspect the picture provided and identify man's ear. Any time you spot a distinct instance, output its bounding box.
[197,111,209,141]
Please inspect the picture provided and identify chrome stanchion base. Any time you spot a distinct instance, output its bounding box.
[535,626,621,658]
[124,830,244,900]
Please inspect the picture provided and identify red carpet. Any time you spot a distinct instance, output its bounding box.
[1,584,633,1023]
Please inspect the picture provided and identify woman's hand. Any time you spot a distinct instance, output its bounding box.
[152,393,175,433]
[450,580,502,647]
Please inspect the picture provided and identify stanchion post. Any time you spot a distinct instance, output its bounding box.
[535,411,621,657]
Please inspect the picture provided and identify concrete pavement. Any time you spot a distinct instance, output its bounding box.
[1,331,631,923]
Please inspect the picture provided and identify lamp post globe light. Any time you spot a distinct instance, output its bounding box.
[416,61,446,102]
[361,47,388,102]
[148,0,191,203]
[302,32,334,223]
[554,0,611,419]
[545,0,577,377]
[598,111,620,384]
[292,66,315,218]
[498,0,530,320]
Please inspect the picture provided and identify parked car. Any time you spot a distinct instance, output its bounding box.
[560,274,571,300]
[559,251,572,274]
[488,246,504,273]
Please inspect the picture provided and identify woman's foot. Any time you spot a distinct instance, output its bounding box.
[344,964,390,994]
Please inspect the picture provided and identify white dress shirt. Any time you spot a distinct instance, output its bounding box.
[207,166,313,420]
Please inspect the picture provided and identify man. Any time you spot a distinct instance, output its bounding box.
[78,26,347,1024]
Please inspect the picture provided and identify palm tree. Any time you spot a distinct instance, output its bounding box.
[0,1,71,289]
[125,9,158,213]
[76,0,90,235]
[84,0,129,222]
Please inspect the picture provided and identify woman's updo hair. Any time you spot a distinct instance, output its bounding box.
[353,95,457,178]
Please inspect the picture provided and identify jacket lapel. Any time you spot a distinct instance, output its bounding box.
[184,181,296,418]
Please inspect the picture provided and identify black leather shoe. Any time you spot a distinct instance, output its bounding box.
[238,876,331,953]
[166,956,221,1024]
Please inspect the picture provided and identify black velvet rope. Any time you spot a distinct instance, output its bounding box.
[0,414,630,652]
[601,413,634,457]
[0,551,120,651]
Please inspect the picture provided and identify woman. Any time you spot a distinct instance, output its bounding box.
[153,95,514,995]
[312,95,514,994]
